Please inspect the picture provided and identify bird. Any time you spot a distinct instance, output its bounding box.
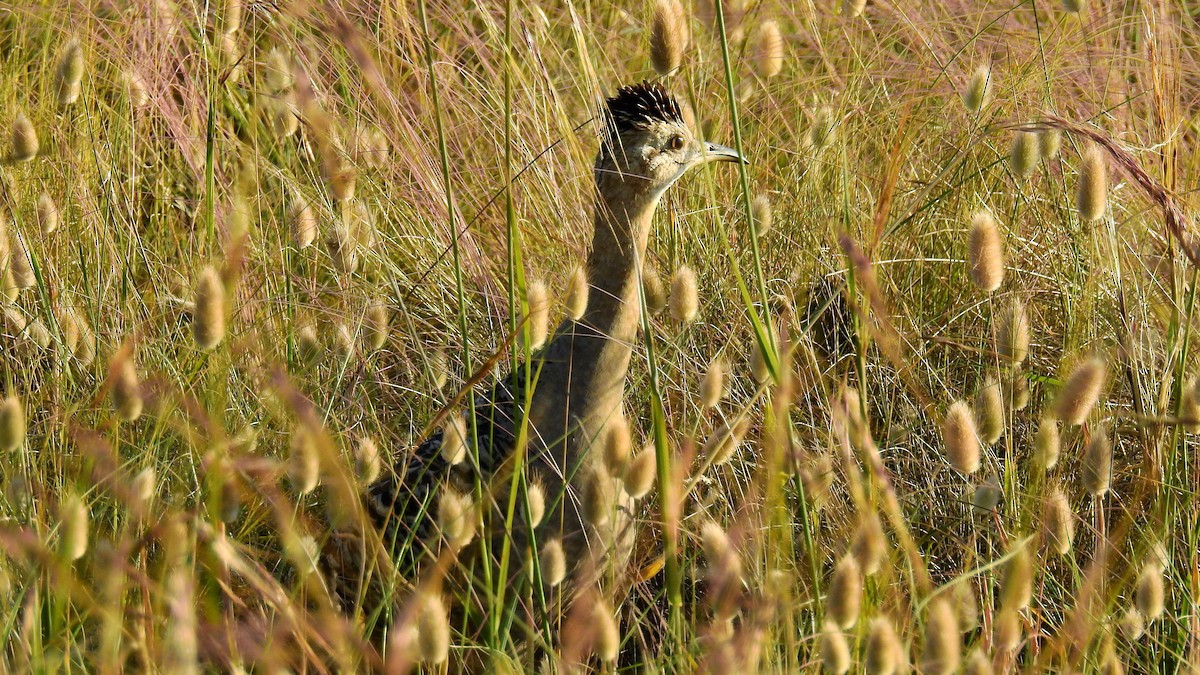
[327,81,746,612]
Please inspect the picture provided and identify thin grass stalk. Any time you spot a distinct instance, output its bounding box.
[415,0,496,644]
[712,0,777,378]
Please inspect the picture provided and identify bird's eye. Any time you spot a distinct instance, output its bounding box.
[667,134,685,151]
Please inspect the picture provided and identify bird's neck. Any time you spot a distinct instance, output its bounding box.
[528,179,658,462]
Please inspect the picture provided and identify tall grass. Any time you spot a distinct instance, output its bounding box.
[0,0,1198,671]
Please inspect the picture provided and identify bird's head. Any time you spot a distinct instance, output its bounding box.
[597,82,746,201]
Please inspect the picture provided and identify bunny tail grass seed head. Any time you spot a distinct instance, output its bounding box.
[968,210,1004,293]
[704,418,750,467]
[971,477,1002,516]
[583,469,613,527]
[1081,426,1113,497]
[700,356,727,408]
[539,538,567,587]
[962,65,992,113]
[1055,356,1107,425]
[754,20,785,78]
[998,299,1030,365]
[942,400,981,474]
[55,41,85,106]
[826,555,863,629]
[125,71,149,108]
[650,0,688,76]
[1062,0,1085,12]
[414,592,450,664]
[525,481,545,527]
[289,199,318,249]
[751,193,773,234]
[440,415,468,466]
[61,493,89,561]
[365,301,390,351]
[1039,128,1062,159]
[37,192,59,235]
[1034,417,1061,470]
[355,436,381,484]
[642,266,667,315]
[438,488,475,550]
[1010,131,1039,180]
[1043,486,1075,556]
[564,265,589,320]
[865,617,902,675]
[846,0,869,17]
[1118,608,1144,641]
[921,598,961,675]
[1001,544,1034,611]
[820,622,851,674]
[964,649,993,675]
[0,395,25,451]
[1181,377,1200,432]
[288,429,320,495]
[976,378,1005,444]
[954,581,979,632]
[1076,144,1109,222]
[111,354,143,422]
[700,521,741,584]
[191,266,226,350]
[669,265,699,323]
[623,444,657,498]
[10,242,34,290]
[1135,561,1165,620]
[10,113,38,162]
[523,279,550,350]
[851,512,886,576]
[602,418,633,473]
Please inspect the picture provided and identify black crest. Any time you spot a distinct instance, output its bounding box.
[605,81,684,133]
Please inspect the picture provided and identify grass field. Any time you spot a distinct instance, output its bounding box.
[1,0,1198,672]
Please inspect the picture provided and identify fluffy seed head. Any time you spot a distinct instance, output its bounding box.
[955,582,980,632]
[622,444,657,499]
[962,65,992,113]
[354,436,380,484]
[9,243,34,289]
[972,477,1002,516]
[846,0,869,17]
[1081,427,1113,497]
[1062,0,1085,12]
[125,71,149,108]
[289,199,318,249]
[851,512,886,576]
[539,539,567,587]
[993,607,1021,652]
[750,343,770,384]
[964,649,993,675]
[1001,544,1034,611]
[564,265,589,320]
[700,357,727,408]
[583,469,613,527]
[1135,561,1165,620]
[704,418,750,466]
[326,220,358,274]
[414,592,450,664]
[36,192,59,235]
[700,520,742,584]
[0,395,25,451]
[1118,608,1144,641]
[523,279,550,350]
[1043,486,1075,556]
[1181,377,1200,432]
[111,355,143,422]
[802,453,835,505]
[441,415,468,466]
[1010,131,1040,180]
[363,302,390,351]
[975,378,1005,444]
[191,266,226,350]
[642,267,667,315]
[921,598,961,675]
[288,429,320,495]
[820,622,851,674]
[55,42,85,106]
[942,401,981,474]
[1055,356,1107,425]
[826,555,863,629]
[865,617,903,675]
[997,300,1030,365]
[1034,417,1061,470]
[650,0,688,76]
[61,493,89,561]
[592,599,621,662]
[10,113,38,162]
[968,210,1004,293]
[751,193,773,235]
[264,47,293,93]
[525,481,545,528]
[669,265,699,323]
[754,20,785,78]
[1076,144,1109,222]
[1039,129,1062,159]
[438,488,476,550]
[602,418,633,474]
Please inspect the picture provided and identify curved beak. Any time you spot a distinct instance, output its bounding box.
[703,141,749,165]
